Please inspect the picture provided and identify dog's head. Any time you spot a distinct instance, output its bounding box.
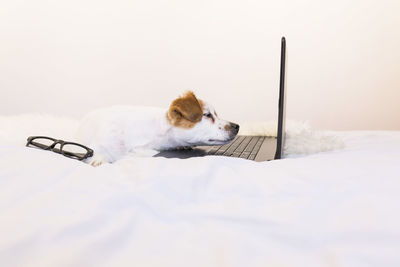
[167,91,239,146]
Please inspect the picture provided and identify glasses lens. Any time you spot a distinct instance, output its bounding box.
[62,144,89,159]
[30,137,55,149]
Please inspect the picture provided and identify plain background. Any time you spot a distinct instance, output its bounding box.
[1,0,399,130]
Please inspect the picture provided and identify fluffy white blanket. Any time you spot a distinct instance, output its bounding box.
[1,114,399,267]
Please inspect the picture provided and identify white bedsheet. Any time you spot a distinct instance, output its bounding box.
[1,129,400,266]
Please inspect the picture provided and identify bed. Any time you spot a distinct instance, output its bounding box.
[1,115,400,267]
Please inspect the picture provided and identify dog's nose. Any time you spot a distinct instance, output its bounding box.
[230,123,240,132]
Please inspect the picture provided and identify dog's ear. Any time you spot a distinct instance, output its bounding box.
[168,91,203,125]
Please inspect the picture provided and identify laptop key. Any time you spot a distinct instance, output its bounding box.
[239,136,260,158]
[239,152,250,159]
[223,136,245,156]
[214,136,239,155]
[249,136,265,159]
[248,154,256,160]
[232,136,252,157]
[244,136,260,152]
[207,146,220,155]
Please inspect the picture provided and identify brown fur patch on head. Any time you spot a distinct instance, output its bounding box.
[197,99,204,109]
[167,91,203,129]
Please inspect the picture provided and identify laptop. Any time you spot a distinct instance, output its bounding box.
[155,37,287,162]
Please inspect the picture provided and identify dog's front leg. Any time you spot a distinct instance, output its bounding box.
[86,153,110,167]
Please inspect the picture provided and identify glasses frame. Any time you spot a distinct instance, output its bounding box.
[26,136,94,161]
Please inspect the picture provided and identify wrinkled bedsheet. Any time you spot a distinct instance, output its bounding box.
[1,131,400,267]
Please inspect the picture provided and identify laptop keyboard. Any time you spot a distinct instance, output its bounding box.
[208,136,265,160]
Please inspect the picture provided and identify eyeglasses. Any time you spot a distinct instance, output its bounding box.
[26,136,94,161]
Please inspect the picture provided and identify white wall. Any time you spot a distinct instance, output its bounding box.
[1,0,399,130]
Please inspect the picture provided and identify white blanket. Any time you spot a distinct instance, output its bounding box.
[1,116,400,267]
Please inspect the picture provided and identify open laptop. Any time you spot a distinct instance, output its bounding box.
[155,37,287,162]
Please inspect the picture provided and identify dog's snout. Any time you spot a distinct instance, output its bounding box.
[225,123,239,135]
[230,123,240,132]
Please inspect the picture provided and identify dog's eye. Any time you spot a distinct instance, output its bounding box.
[204,113,213,118]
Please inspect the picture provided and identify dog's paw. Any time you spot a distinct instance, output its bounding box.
[88,154,109,167]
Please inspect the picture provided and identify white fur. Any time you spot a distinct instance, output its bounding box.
[76,103,237,166]
[239,120,345,157]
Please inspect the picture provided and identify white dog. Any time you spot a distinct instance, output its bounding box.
[77,91,239,166]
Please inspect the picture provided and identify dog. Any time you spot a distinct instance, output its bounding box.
[76,91,239,166]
